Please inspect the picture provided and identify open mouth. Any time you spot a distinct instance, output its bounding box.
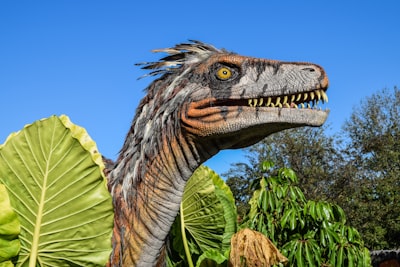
[215,88,328,110]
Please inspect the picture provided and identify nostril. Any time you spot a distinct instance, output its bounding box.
[302,67,316,72]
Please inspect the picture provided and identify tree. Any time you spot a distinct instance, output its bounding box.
[226,86,400,250]
[338,87,400,249]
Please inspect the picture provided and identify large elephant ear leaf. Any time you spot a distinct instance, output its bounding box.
[172,165,236,266]
[0,184,20,267]
[0,115,114,266]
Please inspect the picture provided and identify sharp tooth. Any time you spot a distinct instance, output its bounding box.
[304,93,308,101]
[271,103,275,107]
[284,103,290,108]
[307,103,311,109]
[291,95,295,102]
[248,99,253,107]
[283,96,288,104]
[310,91,315,100]
[258,98,263,106]
[253,99,258,107]
[275,97,281,106]
[321,91,328,103]
[296,94,302,101]
[278,103,282,108]
[266,97,271,106]
[294,104,298,109]
[300,103,305,109]
[316,90,321,100]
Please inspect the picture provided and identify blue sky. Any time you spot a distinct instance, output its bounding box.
[1,1,399,174]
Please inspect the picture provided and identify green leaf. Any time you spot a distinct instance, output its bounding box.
[177,166,237,263]
[275,185,283,199]
[261,160,275,172]
[337,245,344,266]
[316,201,332,221]
[247,189,261,222]
[280,209,292,229]
[319,228,326,248]
[306,200,317,221]
[303,230,315,240]
[282,239,298,263]
[293,187,306,203]
[266,190,275,211]
[195,249,227,267]
[347,247,355,267]
[295,241,305,267]
[257,213,265,234]
[304,241,315,266]
[298,214,306,229]
[212,172,237,248]
[347,226,355,242]
[0,115,114,266]
[288,186,298,202]
[325,224,340,245]
[280,168,297,183]
[361,247,371,267]
[331,204,346,224]
[260,190,267,211]
[266,214,276,242]
[0,261,15,267]
[329,245,336,265]
[0,184,20,264]
[289,208,297,230]
[308,239,322,265]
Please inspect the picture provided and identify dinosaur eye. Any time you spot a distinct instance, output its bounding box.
[216,67,232,80]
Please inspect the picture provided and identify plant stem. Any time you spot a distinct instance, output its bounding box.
[180,202,194,267]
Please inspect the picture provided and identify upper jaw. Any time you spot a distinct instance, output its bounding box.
[216,87,328,110]
[250,88,328,108]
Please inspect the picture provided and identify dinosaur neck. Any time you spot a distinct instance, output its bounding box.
[108,128,207,266]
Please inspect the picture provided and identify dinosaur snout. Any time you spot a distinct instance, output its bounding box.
[301,64,329,89]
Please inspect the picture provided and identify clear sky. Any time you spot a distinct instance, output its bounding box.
[1,1,399,175]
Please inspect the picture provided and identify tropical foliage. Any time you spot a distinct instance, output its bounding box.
[241,161,371,266]
[167,161,371,266]
[167,166,236,267]
[0,115,114,267]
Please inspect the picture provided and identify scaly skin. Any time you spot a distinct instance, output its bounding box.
[107,41,329,266]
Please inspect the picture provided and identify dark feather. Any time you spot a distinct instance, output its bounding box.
[136,40,222,77]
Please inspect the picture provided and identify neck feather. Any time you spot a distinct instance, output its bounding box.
[108,130,200,266]
[107,72,205,265]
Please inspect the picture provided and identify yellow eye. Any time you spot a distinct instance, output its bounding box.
[216,67,232,80]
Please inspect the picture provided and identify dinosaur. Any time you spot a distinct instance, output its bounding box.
[106,40,329,266]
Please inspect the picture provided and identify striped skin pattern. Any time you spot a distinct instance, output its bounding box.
[107,41,329,266]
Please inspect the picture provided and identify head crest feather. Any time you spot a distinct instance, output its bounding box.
[136,40,222,78]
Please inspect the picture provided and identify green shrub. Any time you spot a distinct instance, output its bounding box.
[241,161,371,267]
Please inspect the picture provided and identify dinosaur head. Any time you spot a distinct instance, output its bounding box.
[140,41,329,151]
